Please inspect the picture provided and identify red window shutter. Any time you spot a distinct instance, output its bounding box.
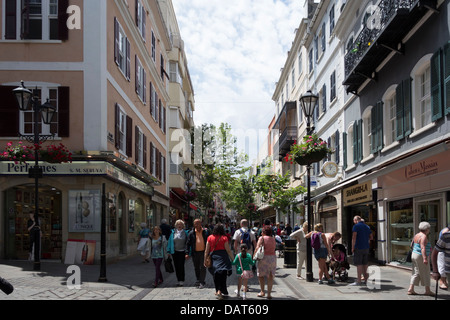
[5,0,17,40]
[126,115,133,157]
[58,86,70,137]
[0,86,20,137]
[58,0,69,40]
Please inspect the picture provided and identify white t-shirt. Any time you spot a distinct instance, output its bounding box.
[232,227,256,252]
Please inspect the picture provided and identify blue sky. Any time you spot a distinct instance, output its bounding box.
[172,0,306,162]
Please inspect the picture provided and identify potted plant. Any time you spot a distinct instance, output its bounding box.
[284,134,333,166]
[0,141,34,164]
[0,141,72,164]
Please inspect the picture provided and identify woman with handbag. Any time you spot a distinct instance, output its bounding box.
[150,226,168,288]
[167,220,189,286]
[232,243,255,300]
[253,225,276,299]
[204,224,234,300]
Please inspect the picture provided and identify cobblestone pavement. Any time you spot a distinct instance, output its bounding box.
[1,254,449,301]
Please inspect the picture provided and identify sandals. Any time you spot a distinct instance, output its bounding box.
[257,292,265,298]
[407,291,417,295]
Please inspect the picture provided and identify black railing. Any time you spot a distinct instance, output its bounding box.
[344,0,417,78]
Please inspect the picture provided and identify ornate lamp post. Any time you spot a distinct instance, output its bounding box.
[299,90,319,283]
[13,81,56,271]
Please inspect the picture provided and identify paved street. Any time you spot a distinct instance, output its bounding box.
[1,253,449,302]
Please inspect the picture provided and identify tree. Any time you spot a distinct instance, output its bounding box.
[192,123,249,220]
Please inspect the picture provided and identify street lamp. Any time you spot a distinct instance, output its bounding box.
[299,90,319,283]
[185,167,193,225]
[13,81,56,271]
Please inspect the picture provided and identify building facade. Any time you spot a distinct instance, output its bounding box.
[268,0,450,268]
[0,0,185,263]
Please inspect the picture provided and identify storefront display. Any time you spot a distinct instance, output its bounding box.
[9,188,62,260]
[389,198,413,266]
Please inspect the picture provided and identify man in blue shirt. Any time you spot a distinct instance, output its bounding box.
[351,216,372,286]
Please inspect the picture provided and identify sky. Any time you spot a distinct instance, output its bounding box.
[172,0,306,163]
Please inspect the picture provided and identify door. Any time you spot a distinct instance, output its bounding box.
[416,199,440,246]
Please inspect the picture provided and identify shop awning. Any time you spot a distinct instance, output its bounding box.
[190,203,198,211]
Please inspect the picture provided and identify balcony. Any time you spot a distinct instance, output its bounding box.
[343,0,437,94]
[273,101,298,160]
[274,126,298,161]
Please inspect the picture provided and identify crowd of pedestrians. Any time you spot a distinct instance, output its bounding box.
[135,215,450,300]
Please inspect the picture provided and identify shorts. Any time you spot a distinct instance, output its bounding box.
[313,247,328,261]
[353,248,369,266]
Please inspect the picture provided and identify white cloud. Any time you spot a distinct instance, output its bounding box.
[172,0,305,161]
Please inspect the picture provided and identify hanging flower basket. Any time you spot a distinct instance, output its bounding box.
[285,134,333,166]
[293,150,329,166]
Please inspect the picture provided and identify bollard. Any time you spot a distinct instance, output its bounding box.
[283,239,297,268]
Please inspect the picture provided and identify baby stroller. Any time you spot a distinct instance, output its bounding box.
[327,244,350,282]
[275,234,286,258]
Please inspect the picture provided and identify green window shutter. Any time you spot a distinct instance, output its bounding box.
[358,119,363,161]
[371,105,378,154]
[403,78,413,137]
[343,132,347,170]
[353,121,358,164]
[444,43,450,115]
[431,49,443,122]
[395,83,404,141]
[373,101,384,152]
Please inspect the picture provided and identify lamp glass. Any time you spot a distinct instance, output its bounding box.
[13,85,32,111]
[185,168,192,181]
[299,90,318,119]
[40,101,56,125]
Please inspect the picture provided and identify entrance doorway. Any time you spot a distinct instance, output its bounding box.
[4,185,62,260]
[416,199,440,246]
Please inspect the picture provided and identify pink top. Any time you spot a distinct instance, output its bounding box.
[257,235,276,256]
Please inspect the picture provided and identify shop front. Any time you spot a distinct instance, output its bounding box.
[378,148,450,268]
[0,157,162,263]
[342,181,378,259]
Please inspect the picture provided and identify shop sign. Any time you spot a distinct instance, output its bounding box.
[343,182,372,206]
[405,159,439,180]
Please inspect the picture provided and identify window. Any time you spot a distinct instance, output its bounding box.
[0,84,70,138]
[116,106,126,153]
[135,127,147,168]
[309,49,314,73]
[135,56,146,103]
[114,18,131,80]
[319,83,327,115]
[4,0,68,40]
[169,61,182,84]
[418,66,431,128]
[383,87,397,146]
[298,52,303,76]
[160,153,165,183]
[136,0,146,40]
[151,30,156,62]
[329,5,335,34]
[150,143,156,177]
[291,68,295,89]
[330,71,336,102]
[21,87,59,136]
[396,78,413,140]
[320,23,326,54]
[362,107,372,158]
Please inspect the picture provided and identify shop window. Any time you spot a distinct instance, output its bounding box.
[389,198,413,266]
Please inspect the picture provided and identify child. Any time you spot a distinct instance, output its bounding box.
[231,244,255,300]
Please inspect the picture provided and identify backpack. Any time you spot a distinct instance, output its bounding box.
[240,228,252,249]
[311,232,322,250]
